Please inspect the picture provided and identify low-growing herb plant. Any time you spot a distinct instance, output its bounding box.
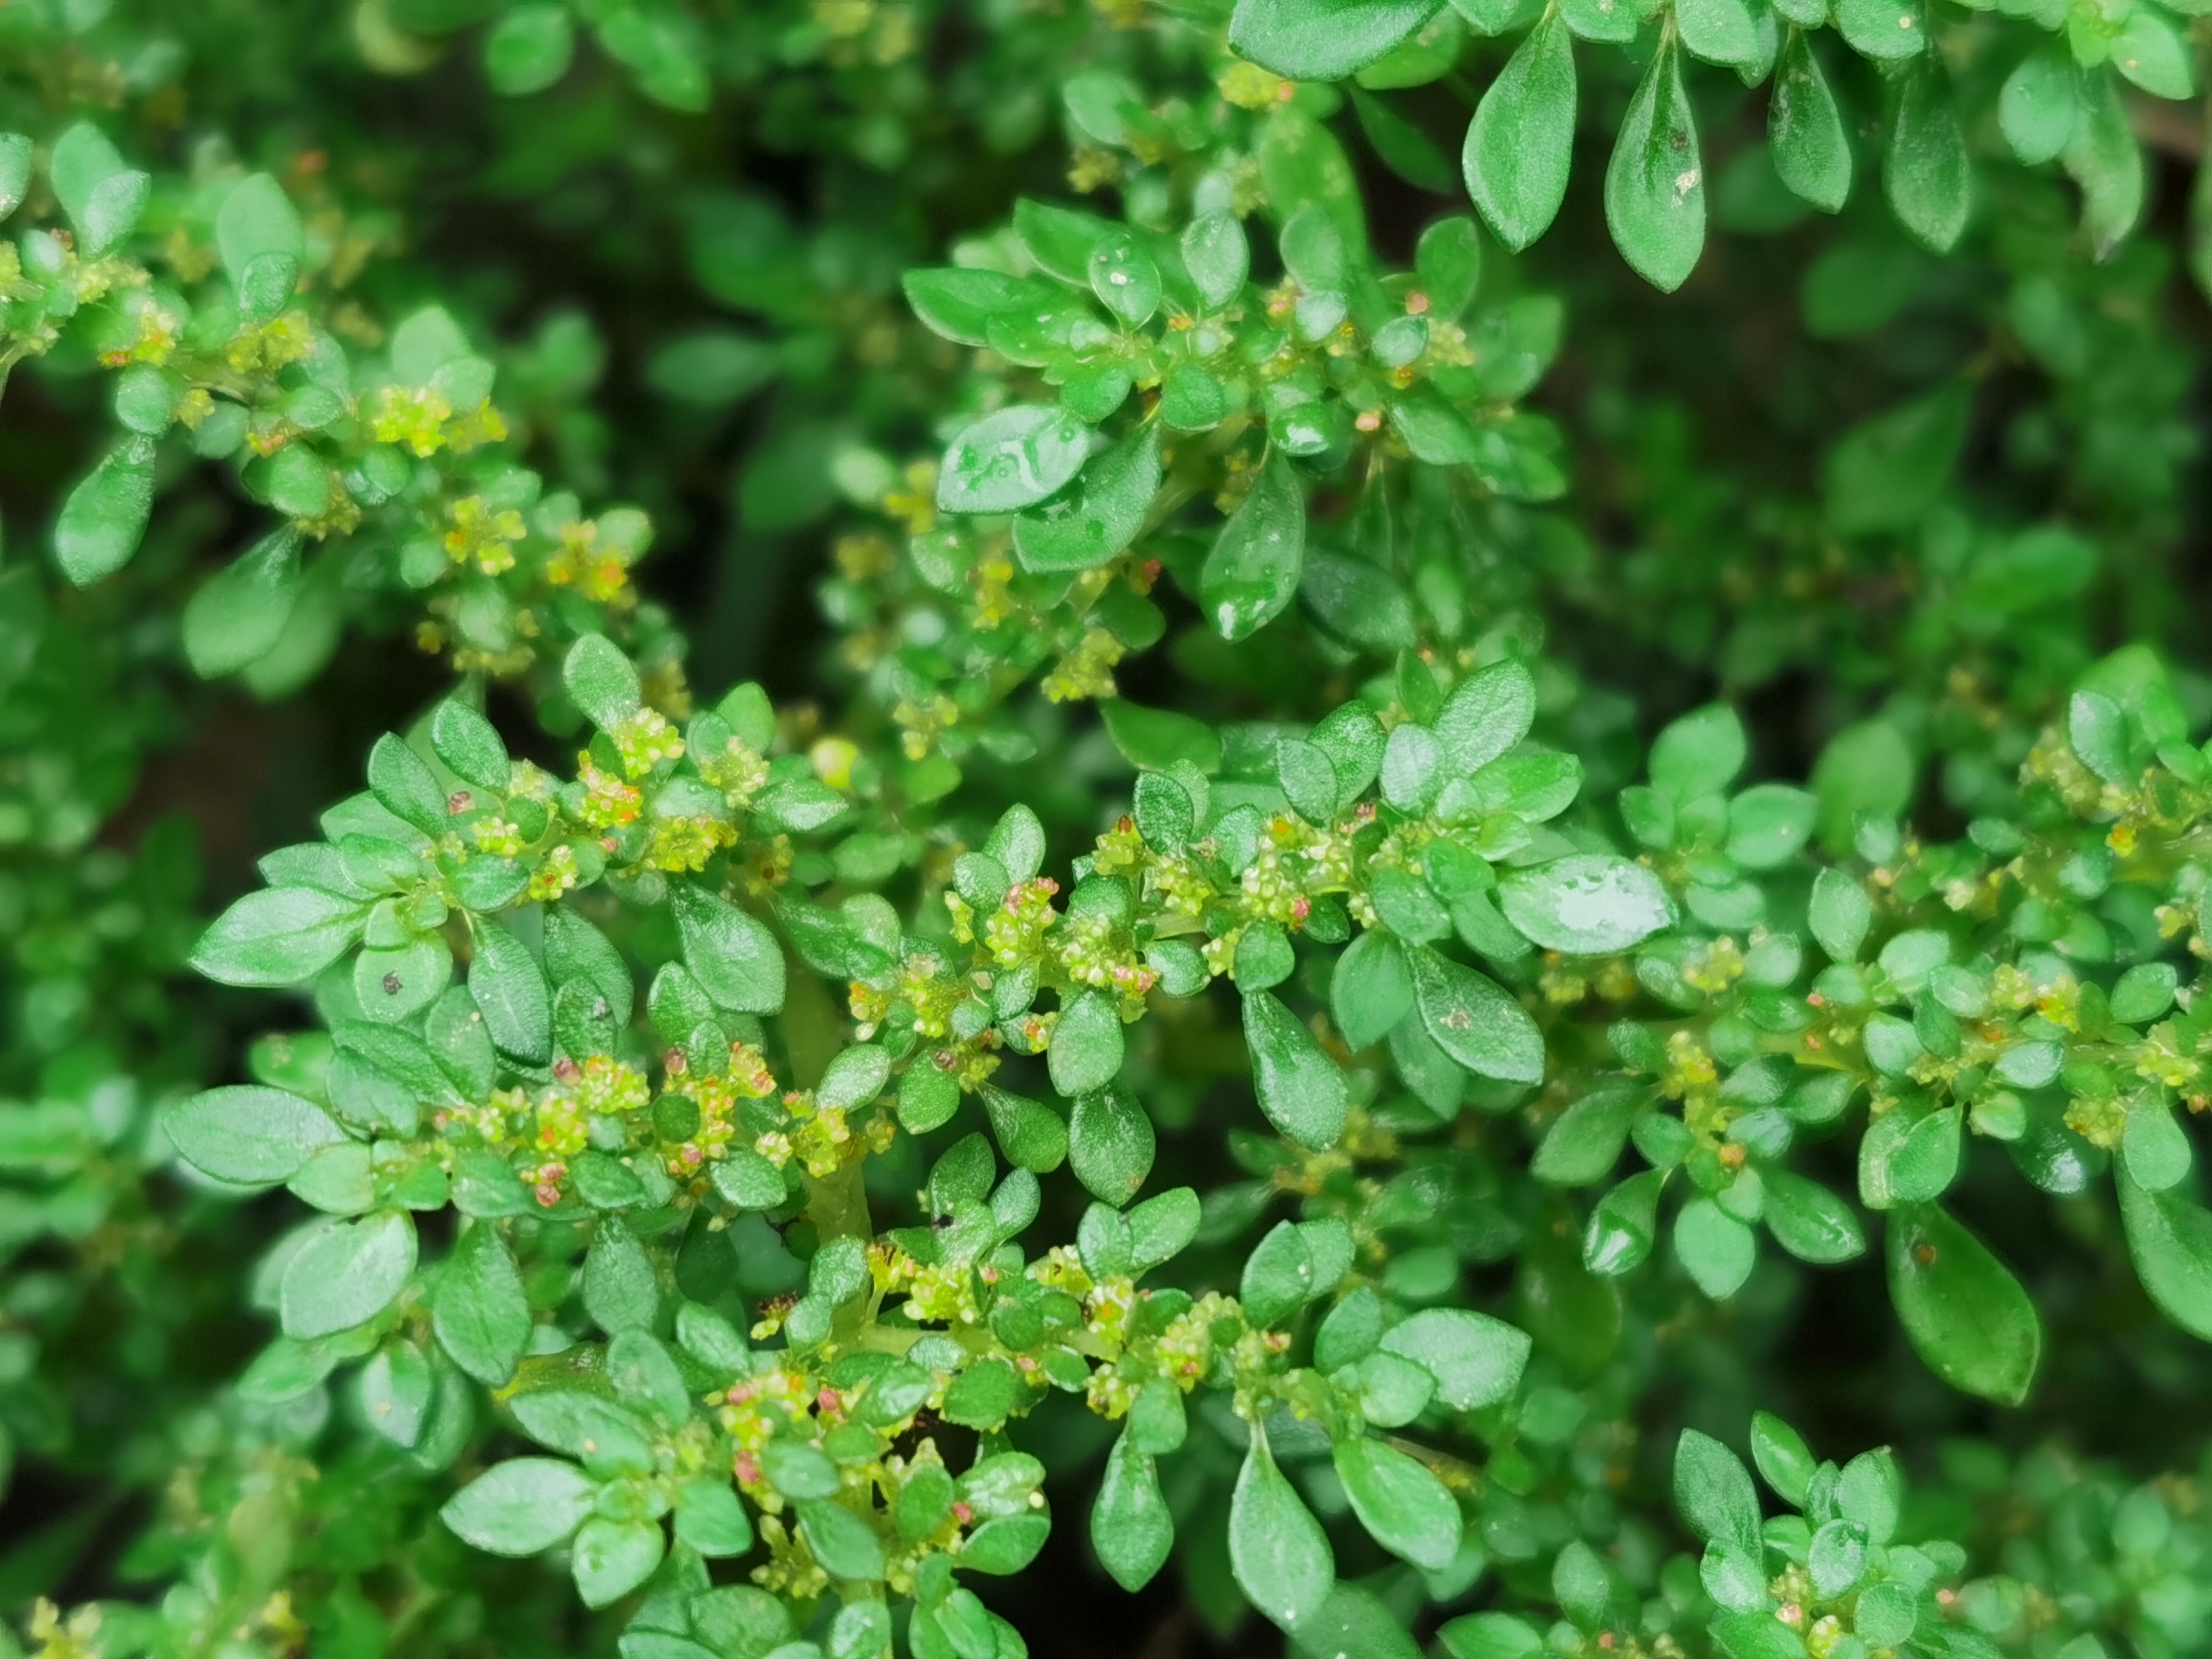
[5,1,2212,1658]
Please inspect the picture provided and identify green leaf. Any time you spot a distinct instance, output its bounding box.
[1050,990,1127,1096]
[1334,1437,1463,1570]
[1463,13,1576,252]
[2113,7,2193,99]
[442,1458,597,1555]
[113,364,178,435]
[1500,856,1672,954]
[1820,1453,1892,1555]
[1651,705,1746,799]
[1102,700,1222,773]
[903,267,1038,346]
[1808,868,1871,962]
[2123,1103,2192,1193]
[2068,690,2128,785]
[389,305,471,385]
[583,1215,660,1333]
[1441,1614,1544,1659]
[1415,213,1484,315]
[1377,1306,1530,1408]
[1676,0,1760,69]
[712,1148,788,1210]
[1410,946,1544,1084]
[1885,65,1969,254]
[431,700,512,793]
[1763,1170,1866,1264]
[1094,1435,1173,1591]
[1584,1170,1663,1275]
[434,1222,531,1386]
[1832,0,1925,58]
[2110,962,2178,1025]
[675,1481,755,1558]
[470,919,552,1062]
[281,1210,418,1339]
[1560,0,1637,44]
[937,405,1091,515]
[369,733,447,835]
[216,173,304,318]
[766,1443,839,1502]
[1090,233,1162,326]
[1379,721,1442,814]
[264,446,333,519]
[1292,561,1415,659]
[1553,1540,1611,1630]
[1809,1518,1868,1598]
[1436,658,1537,777]
[1242,1218,1353,1324]
[1999,45,2077,166]
[1230,1424,1335,1631]
[1769,30,1852,213]
[1228,0,1444,81]
[0,133,29,220]
[1604,36,1704,293]
[1886,1203,2040,1404]
[799,1500,887,1581]
[1352,85,1456,193]
[1244,990,1350,1149]
[289,1141,372,1213]
[167,1086,349,1184]
[563,635,642,729]
[2063,69,2144,259]
[1674,1429,1761,1554]
[1532,1084,1641,1186]
[962,1514,1050,1574]
[1202,453,1307,642]
[818,1045,891,1113]
[1070,1084,1156,1205]
[572,1515,663,1607]
[192,886,367,987]
[1749,1412,1816,1507]
[1128,1186,1202,1269]
[1183,210,1252,309]
[1316,1289,1382,1373]
[981,1084,1070,1172]
[1013,197,1116,281]
[943,1358,1022,1427]
[1313,703,1387,806]
[671,885,785,1014]
[183,529,304,679]
[2119,1165,2212,1340]
[1278,737,1342,825]
[484,4,575,93]
[1332,930,1414,1051]
[49,122,150,255]
[1675,1196,1757,1298]
[54,438,156,586]
[358,1341,432,1447]
[1725,784,1817,868]
[1013,427,1161,573]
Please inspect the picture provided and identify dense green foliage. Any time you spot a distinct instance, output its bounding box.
[6,0,2212,1656]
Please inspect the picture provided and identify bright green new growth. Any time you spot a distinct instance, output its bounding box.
[7,2,2212,1658]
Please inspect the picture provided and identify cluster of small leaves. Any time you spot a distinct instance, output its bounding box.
[1228,0,2194,289]
[2,121,678,697]
[12,0,2212,1653]
[162,625,1557,1653]
[830,183,1563,777]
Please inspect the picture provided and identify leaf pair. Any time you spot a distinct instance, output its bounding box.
[1465,22,1703,293]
